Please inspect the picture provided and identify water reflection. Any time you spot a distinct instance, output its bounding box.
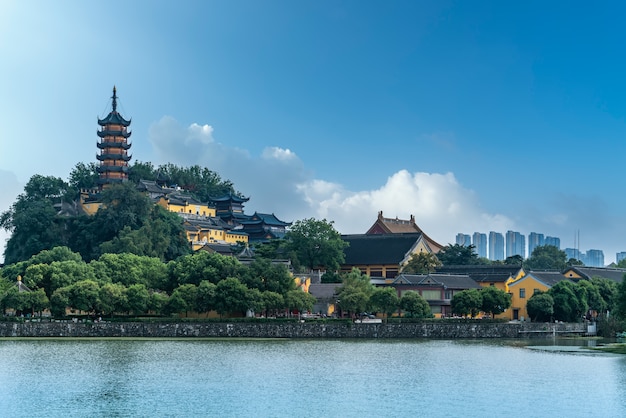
[0,338,624,417]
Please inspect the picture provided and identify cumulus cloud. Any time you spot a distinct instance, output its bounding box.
[148,117,514,246]
[298,170,514,244]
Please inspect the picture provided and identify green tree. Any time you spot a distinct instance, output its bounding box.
[24,259,95,299]
[285,289,316,316]
[195,280,217,315]
[128,161,157,183]
[549,281,587,322]
[525,245,568,270]
[156,164,236,202]
[168,252,243,290]
[504,255,523,267]
[68,280,101,314]
[170,284,198,317]
[28,288,50,317]
[68,162,99,194]
[399,291,432,318]
[526,292,554,322]
[451,289,483,318]
[261,291,285,317]
[401,252,442,274]
[126,284,150,315]
[336,268,374,316]
[577,280,605,316]
[243,258,295,295]
[590,277,618,316]
[90,253,168,289]
[98,282,127,317]
[214,277,249,317]
[149,292,169,315]
[616,277,626,319]
[98,206,190,261]
[369,287,399,320]
[480,286,511,318]
[436,244,480,266]
[1,176,74,264]
[246,288,265,315]
[50,287,71,317]
[285,218,348,272]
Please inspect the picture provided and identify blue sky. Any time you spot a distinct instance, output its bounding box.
[2,0,626,263]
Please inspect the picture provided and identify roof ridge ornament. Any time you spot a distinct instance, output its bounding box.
[112,85,117,112]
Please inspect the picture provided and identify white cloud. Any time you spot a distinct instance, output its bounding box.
[298,170,515,244]
[148,117,514,246]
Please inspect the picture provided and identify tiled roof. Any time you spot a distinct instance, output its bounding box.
[210,192,249,203]
[514,270,570,288]
[137,179,164,194]
[364,211,443,252]
[342,233,424,265]
[98,111,131,127]
[251,212,291,226]
[563,267,626,283]
[394,273,481,289]
[199,243,234,256]
[436,265,522,283]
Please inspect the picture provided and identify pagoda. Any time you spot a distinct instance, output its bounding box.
[96,86,132,187]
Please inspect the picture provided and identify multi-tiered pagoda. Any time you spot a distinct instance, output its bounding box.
[97,86,131,187]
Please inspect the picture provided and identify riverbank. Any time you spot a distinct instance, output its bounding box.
[0,321,588,338]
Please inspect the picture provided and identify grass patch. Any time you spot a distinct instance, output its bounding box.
[590,343,626,355]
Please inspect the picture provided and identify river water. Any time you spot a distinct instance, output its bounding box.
[0,338,624,417]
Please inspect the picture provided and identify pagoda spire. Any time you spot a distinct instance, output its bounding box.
[96,87,132,188]
[112,85,117,112]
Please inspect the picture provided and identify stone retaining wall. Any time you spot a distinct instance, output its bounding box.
[0,321,587,339]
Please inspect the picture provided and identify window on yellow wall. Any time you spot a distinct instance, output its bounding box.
[533,289,540,295]
[519,288,526,298]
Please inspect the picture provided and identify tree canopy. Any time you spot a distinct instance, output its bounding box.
[524,245,568,270]
[480,286,511,318]
[436,244,481,266]
[285,218,348,272]
[451,289,482,318]
[401,252,441,274]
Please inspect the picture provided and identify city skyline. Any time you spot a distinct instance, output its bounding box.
[2,1,626,263]
[457,229,613,266]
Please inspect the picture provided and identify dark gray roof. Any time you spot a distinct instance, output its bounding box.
[436,265,521,283]
[137,179,164,194]
[563,267,626,283]
[342,233,424,265]
[393,273,481,290]
[525,270,570,287]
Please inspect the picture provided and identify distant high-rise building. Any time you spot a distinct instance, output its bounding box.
[528,232,545,257]
[544,236,561,249]
[583,249,604,267]
[617,252,626,264]
[506,230,525,259]
[489,231,504,261]
[472,232,487,258]
[456,233,471,247]
[565,248,581,261]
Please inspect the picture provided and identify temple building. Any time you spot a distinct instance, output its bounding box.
[96,86,132,187]
[339,211,443,279]
[366,211,443,253]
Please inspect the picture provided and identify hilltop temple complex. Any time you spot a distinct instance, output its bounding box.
[80,88,290,250]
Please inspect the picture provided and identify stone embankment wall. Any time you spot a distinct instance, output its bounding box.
[0,321,587,339]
